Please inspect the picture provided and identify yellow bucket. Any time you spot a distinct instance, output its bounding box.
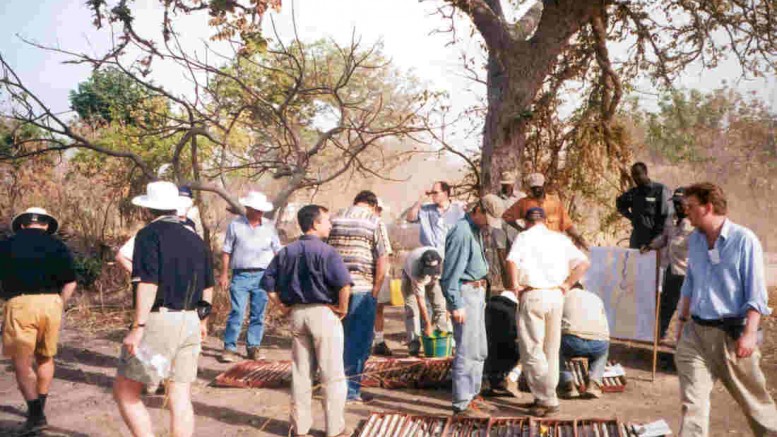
[389,278,404,306]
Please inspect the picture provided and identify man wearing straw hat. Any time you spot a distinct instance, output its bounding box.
[219,190,281,362]
[113,181,214,437]
[1,207,77,434]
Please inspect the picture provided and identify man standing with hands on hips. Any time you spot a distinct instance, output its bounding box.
[220,191,281,362]
[674,182,777,437]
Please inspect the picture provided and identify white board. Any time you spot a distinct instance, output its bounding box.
[583,247,658,342]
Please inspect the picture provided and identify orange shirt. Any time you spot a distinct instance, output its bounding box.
[501,193,573,232]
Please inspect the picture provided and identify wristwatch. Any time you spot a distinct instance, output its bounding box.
[129,322,146,330]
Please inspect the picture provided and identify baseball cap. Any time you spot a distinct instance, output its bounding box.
[420,249,443,277]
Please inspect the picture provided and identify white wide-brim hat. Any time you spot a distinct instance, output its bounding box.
[12,207,59,234]
[239,191,273,212]
[132,181,193,211]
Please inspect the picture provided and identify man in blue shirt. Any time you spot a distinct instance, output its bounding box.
[406,181,466,251]
[441,201,492,416]
[262,205,352,437]
[674,182,777,437]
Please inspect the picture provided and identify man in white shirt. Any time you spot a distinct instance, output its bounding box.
[506,207,590,417]
[400,246,448,355]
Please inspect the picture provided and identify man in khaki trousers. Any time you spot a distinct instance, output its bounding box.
[674,183,777,437]
[262,205,352,437]
[505,207,590,417]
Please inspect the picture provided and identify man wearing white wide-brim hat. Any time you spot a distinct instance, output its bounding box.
[112,181,214,437]
[1,207,77,434]
[218,190,281,363]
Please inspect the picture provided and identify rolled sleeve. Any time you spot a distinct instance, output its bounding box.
[222,221,236,254]
[740,234,771,315]
[565,239,587,269]
[441,226,469,311]
[132,229,161,284]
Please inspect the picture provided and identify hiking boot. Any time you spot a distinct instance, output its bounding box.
[20,414,48,435]
[471,396,499,412]
[453,404,489,418]
[219,349,240,363]
[584,380,603,399]
[408,339,421,357]
[528,403,559,418]
[558,380,579,399]
[372,341,393,357]
[247,347,265,361]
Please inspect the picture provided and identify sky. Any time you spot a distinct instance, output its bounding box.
[1,0,775,152]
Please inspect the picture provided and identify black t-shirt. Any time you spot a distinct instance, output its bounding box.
[132,216,214,310]
[0,229,77,299]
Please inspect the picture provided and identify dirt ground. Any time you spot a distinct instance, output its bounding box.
[1,296,776,436]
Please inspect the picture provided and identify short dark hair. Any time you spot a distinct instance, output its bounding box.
[149,208,177,218]
[631,162,648,173]
[685,182,728,215]
[436,181,452,196]
[297,204,329,233]
[353,190,378,207]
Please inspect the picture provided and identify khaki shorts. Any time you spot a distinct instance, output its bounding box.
[377,276,391,304]
[2,294,63,358]
[117,311,201,385]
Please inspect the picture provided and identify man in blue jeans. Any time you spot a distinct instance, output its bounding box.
[219,191,281,362]
[441,201,492,416]
[327,191,390,404]
[558,284,610,399]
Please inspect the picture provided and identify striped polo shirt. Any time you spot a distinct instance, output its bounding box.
[327,205,390,292]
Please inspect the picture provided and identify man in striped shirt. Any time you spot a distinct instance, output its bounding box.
[328,191,391,404]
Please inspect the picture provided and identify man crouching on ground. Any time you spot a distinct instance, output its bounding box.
[113,181,214,437]
[1,207,77,434]
[262,205,352,437]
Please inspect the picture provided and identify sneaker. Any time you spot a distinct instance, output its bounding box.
[372,341,393,357]
[247,347,265,361]
[21,414,48,434]
[584,380,603,399]
[528,404,559,418]
[453,405,489,418]
[558,381,579,399]
[471,396,499,412]
[219,350,240,363]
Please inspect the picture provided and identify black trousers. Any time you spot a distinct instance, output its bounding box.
[484,295,520,386]
[659,267,685,339]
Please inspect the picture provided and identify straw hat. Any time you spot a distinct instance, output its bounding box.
[12,207,59,234]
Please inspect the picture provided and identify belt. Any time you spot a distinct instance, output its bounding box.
[8,290,59,298]
[691,316,746,328]
[233,268,265,273]
[462,279,487,288]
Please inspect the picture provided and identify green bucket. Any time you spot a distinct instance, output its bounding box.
[421,330,453,358]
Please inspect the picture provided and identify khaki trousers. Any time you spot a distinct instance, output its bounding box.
[675,321,777,437]
[517,289,564,407]
[290,305,347,437]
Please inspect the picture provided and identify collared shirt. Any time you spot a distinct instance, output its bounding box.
[616,182,670,248]
[261,235,353,306]
[119,217,198,264]
[441,215,489,310]
[501,193,573,233]
[411,202,466,251]
[0,229,77,299]
[327,205,390,291]
[650,216,694,276]
[562,288,610,341]
[222,216,282,270]
[681,219,771,319]
[132,216,214,310]
[506,224,587,289]
[402,246,442,286]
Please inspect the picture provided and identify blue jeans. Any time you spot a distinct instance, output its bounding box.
[223,270,269,351]
[452,284,487,412]
[342,292,377,399]
[559,334,609,385]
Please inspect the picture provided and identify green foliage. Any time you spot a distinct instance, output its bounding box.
[73,254,103,288]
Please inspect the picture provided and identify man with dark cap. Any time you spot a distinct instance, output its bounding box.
[1,207,77,434]
[616,162,671,249]
[506,207,590,417]
[502,173,588,250]
[641,187,694,343]
[400,246,448,356]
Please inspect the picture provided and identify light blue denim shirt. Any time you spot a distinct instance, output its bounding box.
[681,219,771,319]
[223,216,281,270]
[411,202,466,251]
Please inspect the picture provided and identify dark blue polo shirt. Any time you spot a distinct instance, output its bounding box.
[261,235,352,306]
[132,216,214,310]
[0,229,77,299]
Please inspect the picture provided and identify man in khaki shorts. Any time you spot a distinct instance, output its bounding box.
[112,181,214,437]
[1,207,77,433]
